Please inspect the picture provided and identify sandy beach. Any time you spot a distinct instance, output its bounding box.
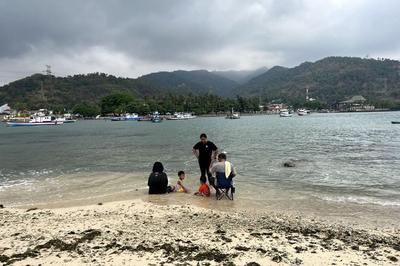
[0,199,399,266]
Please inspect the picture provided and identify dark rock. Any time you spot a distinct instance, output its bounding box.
[294,258,303,265]
[80,229,102,242]
[272,255,282,263]
[215,229,226,234]
[97,203,103,205]
[294,246,308,253]
[256,248,267,253]
[245,262,260,266]
[0,204,4,208]
[351,245,360,251]
[235,246,251,251]
[26,207,38,212]
[221,236,232,243]
[192,249,229,263]
[283,160,295,167]
[388,256,398,262]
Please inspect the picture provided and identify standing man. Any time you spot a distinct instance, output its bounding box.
[193,133,218,187]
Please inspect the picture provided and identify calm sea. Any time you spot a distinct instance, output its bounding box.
[1,112,400,226]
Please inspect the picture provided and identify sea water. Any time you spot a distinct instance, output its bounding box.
[1,112,400,226]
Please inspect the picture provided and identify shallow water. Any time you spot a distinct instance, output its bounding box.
[1,112,400,226]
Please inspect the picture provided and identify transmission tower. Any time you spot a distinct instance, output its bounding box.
[45,65,52,76]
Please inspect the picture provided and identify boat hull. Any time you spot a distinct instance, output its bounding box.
[7,122,63,127]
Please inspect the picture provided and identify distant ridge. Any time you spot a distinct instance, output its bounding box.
[237,56,400,105]
[212,67,269,84]
[137,69,239,97]
[1,56,400,109]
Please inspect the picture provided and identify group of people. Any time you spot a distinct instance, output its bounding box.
[147,133,236,197]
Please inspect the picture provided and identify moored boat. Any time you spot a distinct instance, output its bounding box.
[226,108,240,119]
[297,109,308,116]
[111,113,139,121]
[279,109,292,117]
[151,112,162,123]
[7,115,63,127]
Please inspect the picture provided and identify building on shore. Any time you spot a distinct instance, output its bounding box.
[0,104,11,114]
[263,103,288,113]
[335,95,375,112]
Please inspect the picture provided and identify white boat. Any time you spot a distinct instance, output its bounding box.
[111,113,140,121]
[183,113,196,119]
[297,109,308,116]
[166,113,187,120]
[279,109,292,117]
[7,115,63,127]
[55,117,77,123]
[226,109,240,119]
[166,112,196,120]
[151,111,162,123]
[125,113,139,121]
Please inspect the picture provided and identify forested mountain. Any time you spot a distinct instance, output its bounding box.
[1,56,400,111]
[0,70,240,110]
[238,57,400,106]
[0,73,161,110]
[213,67,269,84]
[137,70,239,97]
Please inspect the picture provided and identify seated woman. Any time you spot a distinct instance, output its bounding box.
[210,153,236,188]
[148,162,169,194]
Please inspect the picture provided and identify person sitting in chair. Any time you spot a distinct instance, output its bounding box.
[210,153,236,192]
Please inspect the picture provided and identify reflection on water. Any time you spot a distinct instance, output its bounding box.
[1,112,400,226]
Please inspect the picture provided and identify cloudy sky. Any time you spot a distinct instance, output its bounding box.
[0,0,400,85]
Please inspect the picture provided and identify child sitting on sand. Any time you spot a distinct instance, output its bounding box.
[194,176,210,197]
[172,171,189,193]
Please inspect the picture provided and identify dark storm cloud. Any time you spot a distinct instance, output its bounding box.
[1,0,400,84]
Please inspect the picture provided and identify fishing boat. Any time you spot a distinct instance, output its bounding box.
[7,115,63,127]
[56,116,76,123]
[297,109,308,116]
[151,112,162,123]
[183,113,196,119]
[166,112,187,120]
[226,108,240,119]
[279,109,292,117]
[138,116,152,122]
[111,113,139,121]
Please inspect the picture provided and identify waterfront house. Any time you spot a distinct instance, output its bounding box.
[336,95,375,112]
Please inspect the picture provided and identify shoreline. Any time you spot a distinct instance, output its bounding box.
[1,199,399,265]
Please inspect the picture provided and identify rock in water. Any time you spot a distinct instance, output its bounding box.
[0,204,4,209]
[283,160,296,167]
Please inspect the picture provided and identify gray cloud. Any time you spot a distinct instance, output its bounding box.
[1,0,400,85]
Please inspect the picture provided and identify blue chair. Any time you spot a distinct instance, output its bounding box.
[215,172,235,200]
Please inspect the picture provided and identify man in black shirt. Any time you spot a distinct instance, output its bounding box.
[193,133,218,187]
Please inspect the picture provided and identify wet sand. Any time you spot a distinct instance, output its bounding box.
[0,199,399,265]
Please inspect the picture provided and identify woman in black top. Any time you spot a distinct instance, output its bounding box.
[148,162,169,194]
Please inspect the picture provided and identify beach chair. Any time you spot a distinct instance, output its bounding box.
[215,172,235,200]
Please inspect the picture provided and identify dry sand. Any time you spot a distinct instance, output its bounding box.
[0,199,399,265]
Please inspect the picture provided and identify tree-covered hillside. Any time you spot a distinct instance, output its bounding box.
[238,57,400,107]
[137,70,239,97]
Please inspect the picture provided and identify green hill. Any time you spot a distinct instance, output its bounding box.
[0,73,162,110]
[212,67,269,84]
[0,70,240,110]
[137,70,239,97]
[2,56,400,111]
[238,57,400,106]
